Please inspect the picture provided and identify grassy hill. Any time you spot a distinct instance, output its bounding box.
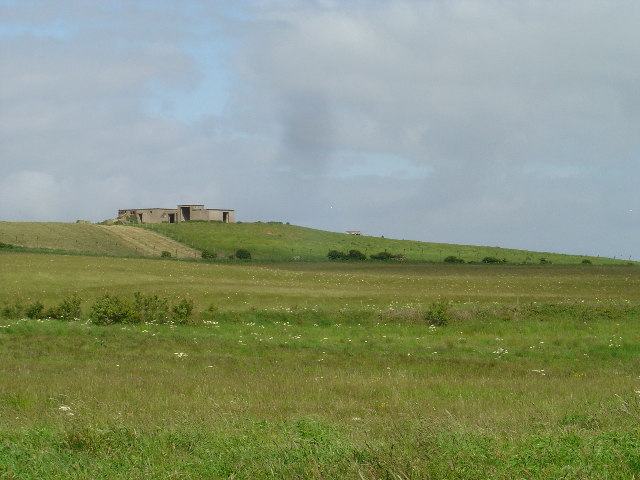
[0,222,197,258]
[141,221,628,265]
[0,220,633,265]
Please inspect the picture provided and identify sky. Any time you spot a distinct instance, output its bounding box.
[1,0,639,260]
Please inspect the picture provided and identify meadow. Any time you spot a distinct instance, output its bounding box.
[2,249,640,478]
[141,221,630,265]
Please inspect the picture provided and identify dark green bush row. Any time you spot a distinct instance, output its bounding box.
[481,256,507,264]
[327,249,366,261]
[3,296,639,329]
[200,248,251,260]
[1,296,82,321]
[444,255,465,264]
[91,293,195,325]
[370,251,406,261]
[327,250,405,261]
[0,294,195,325]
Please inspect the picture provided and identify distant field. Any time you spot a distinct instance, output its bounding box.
[1,251,639,309]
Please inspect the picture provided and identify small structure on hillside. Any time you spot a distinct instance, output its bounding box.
[346,230,362,236]
[118,204,235,224]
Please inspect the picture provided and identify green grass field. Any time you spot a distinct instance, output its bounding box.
[1,251,639,308]
[141,221,630,265]
[2,303,640,478]
[1,220,634,266]
[2,248,640,478]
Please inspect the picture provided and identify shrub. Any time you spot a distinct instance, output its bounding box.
[327,250,347,260]
[539,257,551,265]
[369,251,405,261]
[201,249,217,260]
[46,295,82,320]
[581,259,592,265]
[90,295,137,325]
[133,292,169,323]
[160,250,172,258]
[444,255,465,264]
[25,301,45,319]
[348,249,367,261]
[171,298,195,325]
[424,300,451,326]
[235,249,252,260]
[482,256,506,264]
[370,251,394,261]
[0,242,15,249]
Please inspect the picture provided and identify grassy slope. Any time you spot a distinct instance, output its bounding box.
[96,225,201,259]
[0,222,202,259]
[142,221,630,265]
[0,222,141,256]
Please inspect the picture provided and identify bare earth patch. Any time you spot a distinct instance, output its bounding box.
[98,225,200,259]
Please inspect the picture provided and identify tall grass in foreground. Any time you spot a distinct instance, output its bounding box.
[2,307,640,479]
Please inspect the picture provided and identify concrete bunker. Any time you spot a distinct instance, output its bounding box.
[118,204,235,224]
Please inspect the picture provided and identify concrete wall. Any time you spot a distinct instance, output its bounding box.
[118,208,178,224]
[207,209,235,223]
[119,205,234,224]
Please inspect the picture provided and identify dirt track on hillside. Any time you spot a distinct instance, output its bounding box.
[98,225,201,259]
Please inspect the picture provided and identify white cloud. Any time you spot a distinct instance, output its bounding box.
[1,0,639,259]
[0,171,64,220]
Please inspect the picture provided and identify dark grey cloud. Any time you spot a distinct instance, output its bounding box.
[1,0,639,259]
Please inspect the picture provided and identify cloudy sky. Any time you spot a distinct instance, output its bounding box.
[2,0,639,260]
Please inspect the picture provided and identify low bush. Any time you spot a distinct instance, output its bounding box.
[90,295,137,325]
[133,292,169,323]
[482,256,506,264]
[581,259,592,265]
[444,255,465,264]
[90,293,196,325]
[46,295,82,320]
[539,257,551,265]
[160,251,172,258]
[0,242,15,249]
[25,301,45,319]
[348,249,367,261]
[235,249,252,260]
[370,251,405,261]
[201,249,217,260]
[327,250,347,260]
[423,300,451,326]
[171,298,195,325]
